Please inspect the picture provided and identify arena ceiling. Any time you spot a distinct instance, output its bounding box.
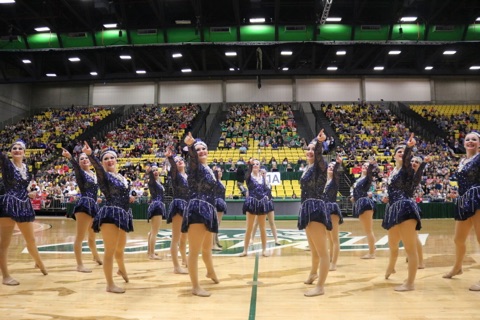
[0,0,479,84]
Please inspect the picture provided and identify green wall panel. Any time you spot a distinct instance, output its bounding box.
[167,28,201,43]
[317,24,351,41]
[428,25,463,41]
[131,30,165,44]
[0,38,26,49]
[464,24,480,40]
[60,34,95,48]
[240,25,275,41]
[391,24,425,41]
[94,30,129,46]
[278,26,315,41]
[204,27,238,42]
[27,33,60,49]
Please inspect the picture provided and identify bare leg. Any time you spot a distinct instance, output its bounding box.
[213,212,223,250]
[240,213,256,256]
[201,232,219,283]
[416,232,424,269]
[385,227,400,279]
[16,221,47,275]
[443,219,472,278]
[266,211,280,245]
[100,223,125,293]
[74,212,93,272]
[469,210,480,291]
[328,215,340,271]
[87,223,102,265]
[304,227,319,284]
[395,219,418,291]
[251,216,258,243]
[171,214,187,274]
[359,210,376,258]
[0,218,18,285]
[148,215,162,260]
[304,222,329,297]
[188,224,211,297]
[256,214,268,256]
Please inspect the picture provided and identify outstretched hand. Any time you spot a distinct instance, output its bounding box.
[82,141,92,156]
[317,129,326,142]
[61,148,71,159]
[184,132,195,146]
[407,133,416,147]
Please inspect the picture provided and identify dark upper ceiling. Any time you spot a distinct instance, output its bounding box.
[0,0,479,84]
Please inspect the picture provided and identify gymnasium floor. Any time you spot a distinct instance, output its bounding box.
[2,217,479,320]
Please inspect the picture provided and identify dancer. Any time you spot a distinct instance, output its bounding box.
[182,133,219,297]
[251,167,280,247]
[443,132,480,291]
[62,148,102,272]
[382,133,422,291]
[240,161,275,257]
[0,139,48,286]
[165,148,188,274]
[323,155,343,271]
[83,142,134,294]
[212,166,226,251]
[298,129,331,297]
[351,159,377,259]
[146,165,166,260]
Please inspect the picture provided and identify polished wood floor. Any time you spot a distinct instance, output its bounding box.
[2,217,479,320]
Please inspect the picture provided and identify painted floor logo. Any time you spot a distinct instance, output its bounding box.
[34,229,428,256]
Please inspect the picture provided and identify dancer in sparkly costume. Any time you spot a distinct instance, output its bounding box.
[299,129,331,297]
[165,148,188,274]
[146,165,166,260]
[351,160,377,259]
[0,139,47,285]
[240,160,275,257]
[182,133,219,297]
[83,142,134,293]
[323,155,343,271]
[382,133,421,291]
[62,148,102,272]
[443,132,480,291]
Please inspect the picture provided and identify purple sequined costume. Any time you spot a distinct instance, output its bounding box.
[0,153,35,222]
[166,155,189,223]
[298,142,331,230]
[352,163,376,218]
[88,155,133,233]
[214,170,227,214]
[455,153,480,221]
[243,164,274,215]
[69,157,99,220]
[181,146,218,233]
[322,161,343,224]
[147,170,166,221]
[382,146,421,230]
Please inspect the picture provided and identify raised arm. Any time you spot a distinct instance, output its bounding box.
[62,148,85,186]
[184,132,199,173]
[83,142,108,187]
[314,130,327,174]
[403,133,416,170]
[165,148,178,180]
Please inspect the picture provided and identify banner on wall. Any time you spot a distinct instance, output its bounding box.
[265,172,281,185]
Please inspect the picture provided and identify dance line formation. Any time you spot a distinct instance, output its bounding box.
[0,129,478,297]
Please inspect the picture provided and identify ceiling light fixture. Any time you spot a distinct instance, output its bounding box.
[22,59,31,64]
[46,73,56,77]
[425,66,434,70]
[90,72,98,76]
[470,66,480,70]
[282,67,289,71]
[327,66,338,71]
[326,17,342,22]
[400,17,417,22]
[172,53,182,58]
[0,0,16,4]
[336,50,346,55]
[119,55,132,60]
[35,27,50,32]
[249,18,265,24]
[443,50,456,55]
[68,57,81,62]
[181,68,192,73]
[374,66,384,71]
[225,52,237,56]
[389,50,401,55]
[103,23,117,29]
[281,51,293,56]
[136,70,146,74]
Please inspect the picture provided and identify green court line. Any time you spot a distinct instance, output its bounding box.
[249,253,260,320]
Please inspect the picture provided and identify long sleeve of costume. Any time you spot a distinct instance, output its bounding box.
[69,157,99,218]
[455,153,480,220]
[147,170,166,220]
[88,154,133,233]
